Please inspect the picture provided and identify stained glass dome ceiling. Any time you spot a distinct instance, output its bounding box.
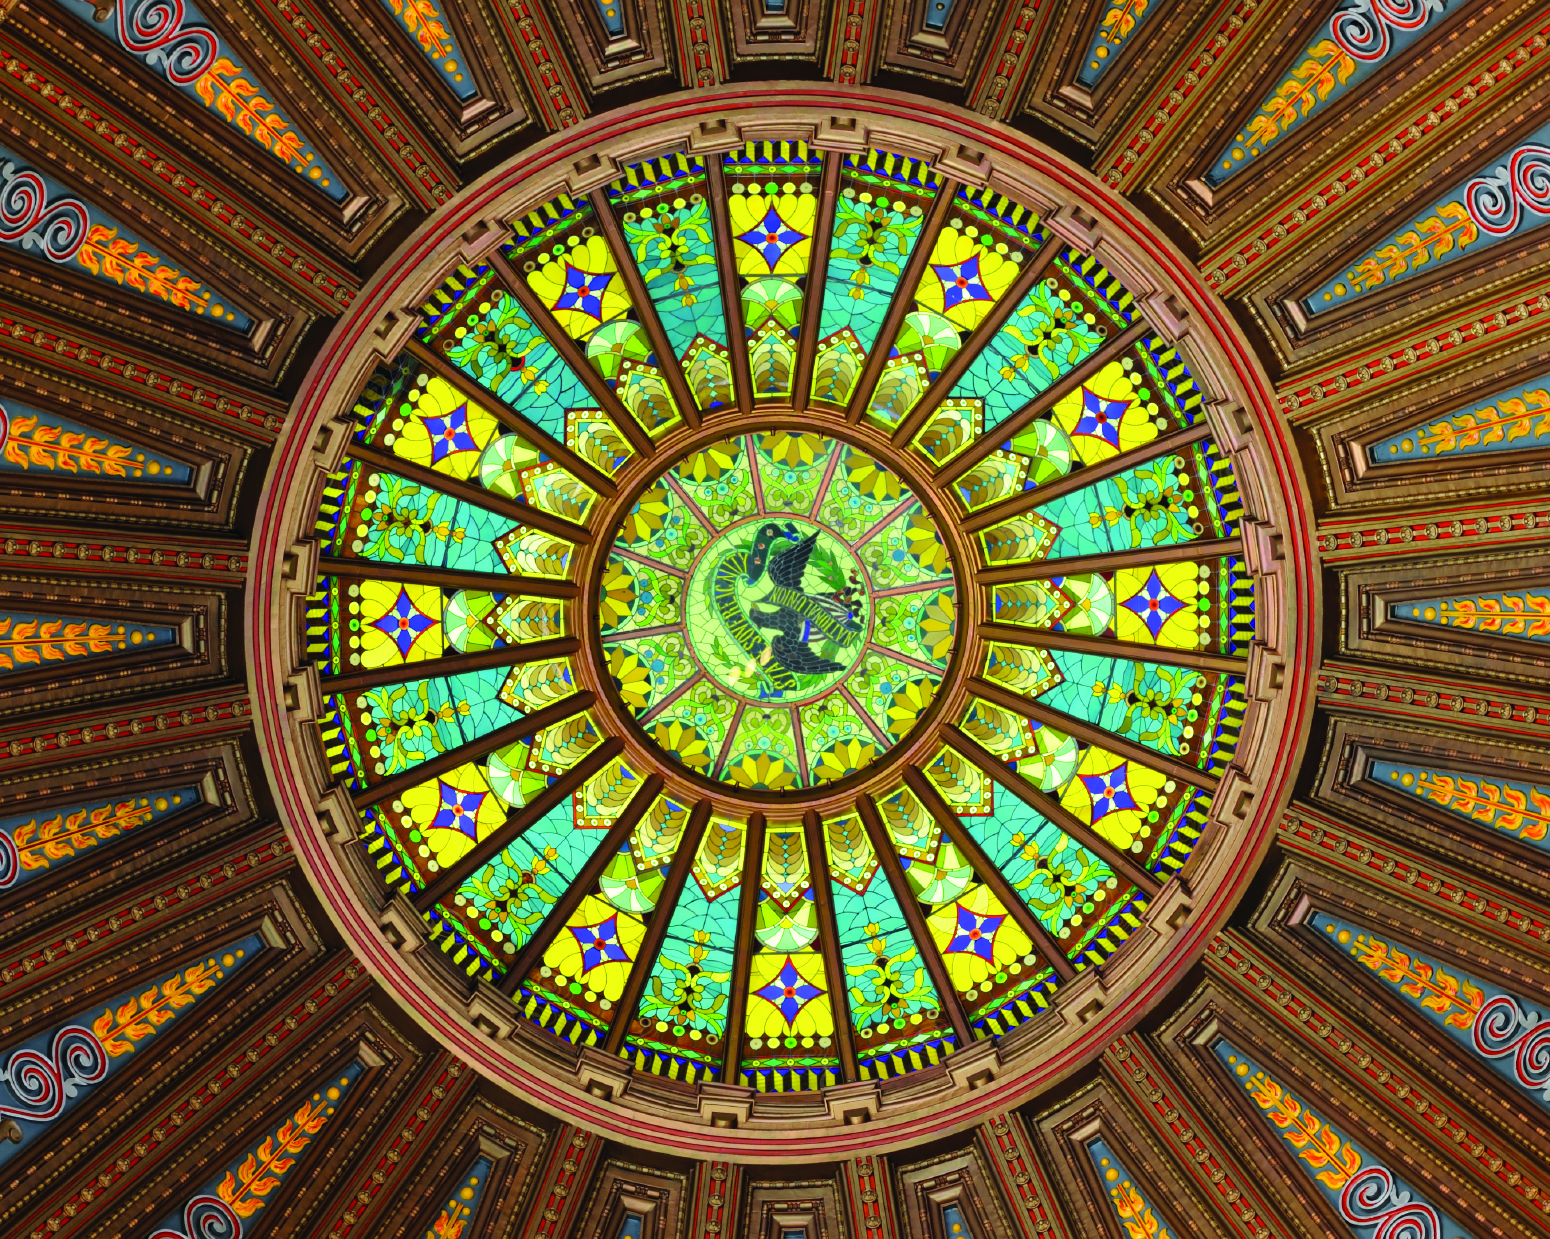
[266,118,1294,1141]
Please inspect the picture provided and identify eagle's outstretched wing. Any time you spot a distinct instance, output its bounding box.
[767,532,818,589]
[770,632,846,677]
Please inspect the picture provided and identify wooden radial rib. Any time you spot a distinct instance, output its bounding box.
[412,735,625,911]
[974,537,1242,587]
[855,793,975,1044]
[353,690,596,812]
[401,337,618,499]
[845,177,959,424]
[346,442,592,546]
[497,772,666,996]
[803,809,858,1082]
[486,249,657,458]
[719,811,766,1085]
[938,724,1161,899]
[321,637,581,696]
[889,232,1062,447]
[959,421,1213,535]
[965,675,1217,792]
[978,623,1247,676]
[898,768,1077,984]
[704,157,755,417]
[602,799,714,1055]
[318,555,581,599]
[588,189,702,428]
[790,152,842,413]
[936,320,1152,484]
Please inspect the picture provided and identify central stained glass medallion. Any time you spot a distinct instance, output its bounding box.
[601,431,956,792]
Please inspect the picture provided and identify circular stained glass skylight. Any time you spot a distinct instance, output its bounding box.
[256,101,1303,1156]
[602,432,956,792]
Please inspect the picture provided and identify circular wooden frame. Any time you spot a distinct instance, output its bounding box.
[249,85,1315,1160]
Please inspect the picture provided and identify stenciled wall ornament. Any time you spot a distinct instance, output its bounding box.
[0,786,201,891]
[0,144,252,330]
[1216,1039,1477,1239]
[1306,114,1550,315]
[1310,912,1550,1113]
[0,936,261,1169]
[1207,0,1459,188]
[51,0,348,203]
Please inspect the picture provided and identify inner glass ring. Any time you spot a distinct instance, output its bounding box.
[598,431,958,794]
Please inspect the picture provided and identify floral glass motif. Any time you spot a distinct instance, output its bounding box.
[824,812,956,1079]
[603,433,954,790]
[53,0,347,201]
[621,814,739,1082]
[991,555,1255,658]
[0,144,250,329]
[509,193,682,438]
[147,1061,363,1239]
[1312,912,1550,1113]
[811,150,937,407]
[740,825,841,1091]
[1088,1138,1180,1239]
[1308,113,1550,314]
[378,0,478,99]
[1207,0,1459,188]
[608,154,733,412]
[724,141,823,401]
[305,143,1257,1095]
[416,262,640,470]
[1217,1039,1477,1239]
[1076,1,1157,88]
[866,187,1045,430]
[0,936,261,1170]
[1367,375,1550,464]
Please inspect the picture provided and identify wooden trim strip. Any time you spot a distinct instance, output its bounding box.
[846,178,960,424]
[804,808,858,1082]
[353,690,595,812]
[402,338,617,499]
[900,767,1077,983]
[855,793,976,1042]
[497,772,666,996]
[412,735,623,911]
[602,799,714,1054]
[322,637,580,697]
[589,189,702,428]
[938,724,1160,898]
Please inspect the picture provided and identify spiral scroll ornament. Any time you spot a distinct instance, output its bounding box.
[0,161,89,262]
[1330,0,1449,64]
[148,1194,244,1239]
[113,0,219,86]
[0,1026,109,1123]
[1472,994,1550,1095]
[1339,1166,1442,1239]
